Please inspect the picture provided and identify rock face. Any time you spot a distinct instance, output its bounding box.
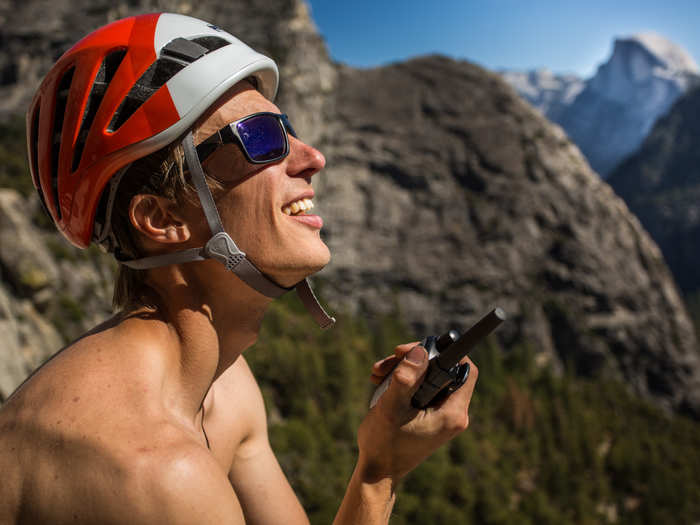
[608,86,700,298]
[503,33,699,177]
[0,189,114,400]
[0,1,699,416]
[315,57,700,417]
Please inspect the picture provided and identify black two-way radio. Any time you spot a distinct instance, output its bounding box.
[369,308,506,409]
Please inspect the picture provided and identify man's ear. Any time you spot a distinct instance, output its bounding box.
[129,194,192,244]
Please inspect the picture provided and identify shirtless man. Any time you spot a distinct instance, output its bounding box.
[0,13,478,524]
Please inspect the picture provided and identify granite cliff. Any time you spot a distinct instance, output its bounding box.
[317,57,700,416]
[0,0,699,417]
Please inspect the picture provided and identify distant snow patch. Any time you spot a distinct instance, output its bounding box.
[628,32,700,73]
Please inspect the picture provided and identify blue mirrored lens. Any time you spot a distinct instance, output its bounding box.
[237,115,286,162]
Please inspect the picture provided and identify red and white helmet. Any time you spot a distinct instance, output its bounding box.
[26,12,278,249]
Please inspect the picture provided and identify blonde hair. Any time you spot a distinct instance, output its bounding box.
[108,142,223,311]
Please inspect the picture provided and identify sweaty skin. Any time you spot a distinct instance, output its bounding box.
[0,83,478,524]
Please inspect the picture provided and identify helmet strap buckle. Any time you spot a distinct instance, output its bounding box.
[203,231,246,272]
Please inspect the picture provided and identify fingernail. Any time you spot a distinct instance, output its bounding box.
[406,345,426,364]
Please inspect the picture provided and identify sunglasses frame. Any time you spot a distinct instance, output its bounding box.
[195,112,297,165]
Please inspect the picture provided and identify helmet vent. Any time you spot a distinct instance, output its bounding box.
[29,102,52,221]
[106,37,228,133]
[190,36,231,53]
[72,48,126,172]
[107,57,185,132]
[160,37,208,64]
[51,66,75,220]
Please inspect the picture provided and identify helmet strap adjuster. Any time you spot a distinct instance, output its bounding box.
[203,231,246,271]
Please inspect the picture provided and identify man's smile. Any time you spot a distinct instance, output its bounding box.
[280,195,323,229]
[282,197,314,216]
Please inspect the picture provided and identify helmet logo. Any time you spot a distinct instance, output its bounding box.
[207,24,223,32]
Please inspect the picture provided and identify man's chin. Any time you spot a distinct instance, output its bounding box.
[305,254,331,279]
[272,249,331,288]
[299,239,331,273]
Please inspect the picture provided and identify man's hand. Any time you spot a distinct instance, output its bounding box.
[359,342,478,485]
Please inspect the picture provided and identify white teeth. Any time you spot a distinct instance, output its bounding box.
[282,198,314,216]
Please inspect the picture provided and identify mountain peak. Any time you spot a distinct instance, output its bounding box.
[623,32,700,73]
[588,32,699,106]
[503,32,700,177]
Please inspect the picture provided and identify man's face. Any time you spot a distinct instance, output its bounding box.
[191,82,331,288]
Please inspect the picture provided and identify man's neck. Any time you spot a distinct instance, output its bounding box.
[138,269,272,423]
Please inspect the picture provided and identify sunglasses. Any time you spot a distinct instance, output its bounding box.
[195,112,297,165]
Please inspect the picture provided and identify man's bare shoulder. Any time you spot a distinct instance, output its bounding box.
[0,314,224,523]
[0,314,172,445]
[1,384,242,524]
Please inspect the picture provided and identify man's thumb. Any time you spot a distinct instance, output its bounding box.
[383,345,429,407]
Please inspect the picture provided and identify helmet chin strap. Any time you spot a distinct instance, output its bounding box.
[120,132,335,329]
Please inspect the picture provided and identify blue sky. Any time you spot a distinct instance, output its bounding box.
[306,0,700,78]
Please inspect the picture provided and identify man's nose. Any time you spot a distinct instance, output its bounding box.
[286,136,326,179]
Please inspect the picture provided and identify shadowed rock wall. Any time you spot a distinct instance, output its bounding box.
[608,86,700,298]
